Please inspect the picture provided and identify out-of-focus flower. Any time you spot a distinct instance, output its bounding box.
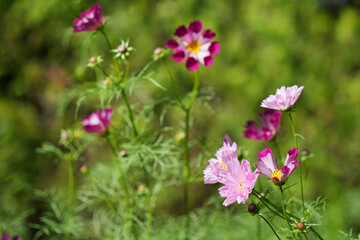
[1,233,20,240]
[203,139,238,184]
[244,110,281,141]
[87,56,103,68]
[255,148,300,183]
[166,20,220,71]
[111,39,135,61]
[80,165,89,175]
[223,134,232,145]
[261,85,304,111]
[218,159,259,206]
[73,3,103,33]
[81,108,113,134]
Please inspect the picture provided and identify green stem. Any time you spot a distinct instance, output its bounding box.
[257,214,262,240]
[253,192,284,219]
[259,213,281,240]
[302,233,309,240]
[105,132,138,240]
[272,137,282,164]
[280,186,297,239]
[65,160,74,240]
[288,112,305,214]
[100,28,112,50]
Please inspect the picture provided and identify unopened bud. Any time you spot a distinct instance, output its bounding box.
[248,203,258,214]
[89,56,97,64]
[117,44,126,53]
[300,149,310,156]
[137,184,146,193]
[103,78,111,87]
[296,222,306,231]
[60,130,69,141]
[223,134,232,144]
[153,47,162,56]
[118,150,127,157]
[175,131,185,143]
[80,165,89,175]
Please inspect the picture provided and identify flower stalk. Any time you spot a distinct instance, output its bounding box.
[279,186,297,239]
[259,213,282,240]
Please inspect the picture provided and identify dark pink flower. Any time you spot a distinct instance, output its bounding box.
[81,108,113,134]
[255,148,300,183]
[166,20,220,71]
[1,233,20,240]
[244,110,282,141]
[73,3,103,33]
[218,159,259,206]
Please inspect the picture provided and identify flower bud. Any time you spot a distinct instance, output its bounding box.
[103,78,111,87]
[89,56,97,64]
[153,47,163,56]
[80,165,89,175]
[118,150,127,157]
[300,149,310,156]
[117,44,126,53]
[60,130,69,141]
[137,184,146,194]
[223,134,232,144]
[248,203,258,214]
[296,222,306,231]
[175,131,185,143]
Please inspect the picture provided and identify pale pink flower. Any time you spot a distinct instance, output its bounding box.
[1,233,20,240]
[255,148,300,183]
[244,110,282,141]
[81,108,113,134]
[261,85,304,111]
[166,20,220,71]
[218,159,259,206]
[203,139,238,184]
[73,3,103,33]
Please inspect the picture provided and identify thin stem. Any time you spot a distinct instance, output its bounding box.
[65,160,74,240]
[257,214,262,240]
[186,70,199,110]
[302,233,309,240]
[105,132,138,240]
[252,192,284,219]
[259,213,281,240]
[288,112,305,214]
[99,28,112,50]
[280,186,297,239]
[272,137,282,164]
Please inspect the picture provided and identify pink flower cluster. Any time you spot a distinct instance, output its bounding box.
[81,108,113,134]
[73,3,103,33]
[204,138,259,206]
[166,20,220,71]
[244,109,281,141]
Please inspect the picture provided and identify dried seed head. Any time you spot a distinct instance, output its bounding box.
[296,222,306,231]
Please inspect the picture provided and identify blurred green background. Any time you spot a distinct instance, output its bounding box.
[1,0,360,239]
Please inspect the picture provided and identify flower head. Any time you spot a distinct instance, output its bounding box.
[244,110,282,141]
[1,233,20,240]
[81,108,113,134]
[255,148,300,183]
[73,3,103,33]
[166,20,220,71]
[261,85,304,111]
[203,139,238,184]
[218,159,259,206]
[111,39,135,61]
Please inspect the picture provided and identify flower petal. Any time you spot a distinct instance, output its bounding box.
[209,42,220,55]
[166,39,180,49]
[185,57,199,71]
[172,50,186,62]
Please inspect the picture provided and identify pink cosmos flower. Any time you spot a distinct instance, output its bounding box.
[255,148,300,183]
[260,85,304,111]
[166,20,220,71]
[73,3,103,33]
[1,233,20,240]
[203,139,238,184]
[244,110,282,141]
[218,159,259,206]
[81,108,113,134]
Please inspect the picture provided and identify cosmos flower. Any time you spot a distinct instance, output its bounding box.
[203,138,238,184]
[73,3,103,33]
[218,159,259,206]
[255,148,300,183]
[1,233,20,240]
[244,110,282,141]
[260,85,304,111]
[166,20,220,71]
[81,108,113,134]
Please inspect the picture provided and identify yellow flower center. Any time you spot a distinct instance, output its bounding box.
[271,169,282,181]
[187,41,201,53]
[220,160,227,170]
[238,183,243,191]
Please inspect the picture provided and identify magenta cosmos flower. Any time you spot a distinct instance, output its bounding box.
[219,159,259,206]
[1,233,20,240]
[203,138,238,184]
[261,85,304,111]
[81,108,113,134]
[73,3,103,33]
[255,148,300,183]
[244,110,282,141]
[166,20,220,71]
